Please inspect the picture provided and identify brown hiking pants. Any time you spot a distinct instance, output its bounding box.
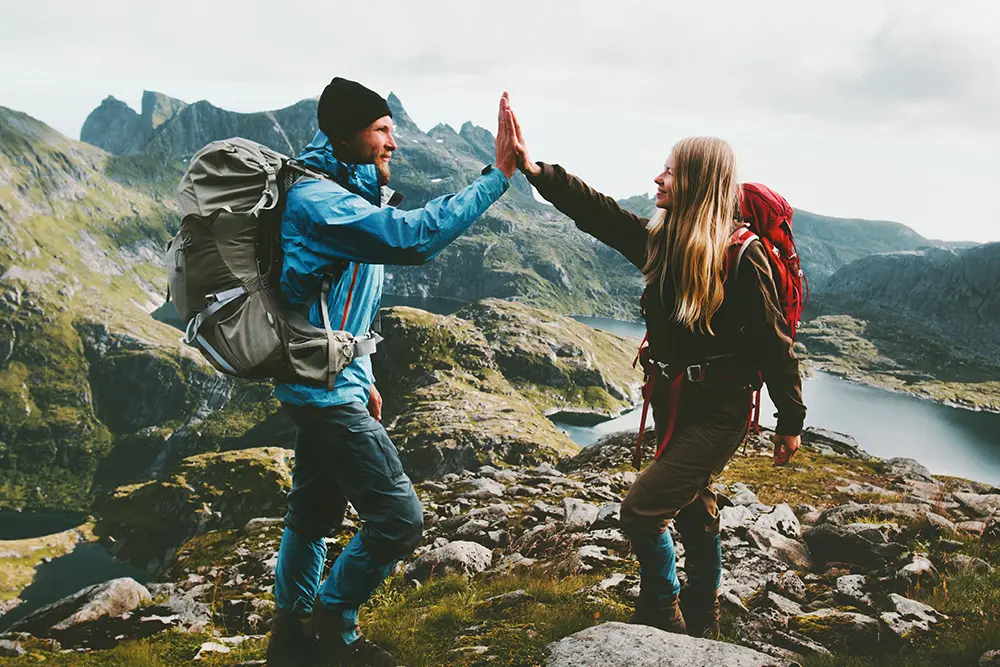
[620,385,752,539]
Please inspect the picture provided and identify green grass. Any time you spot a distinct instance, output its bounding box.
[360,570,628,667]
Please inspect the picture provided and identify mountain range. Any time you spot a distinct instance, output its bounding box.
[1,89,996,512]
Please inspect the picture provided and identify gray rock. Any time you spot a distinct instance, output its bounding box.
[577,545,625,572]
[594,502,621,529]
[461,477,505,499]
[545,621,787,666]
[10,578,152,648]
[563,498,600,531]
[836,575,873,607]
[754,504,801,539]
[803,524,907,570]
[532,501,564,519]
[721,545,792,601]
[947,554,994,575]
[535,462,564,477]
[0,640,25,657]
[454,519,491,542]
[880,458,937,484]
[243,517,284,533]
[761,592,805,617]
[746,527,812,570]
[721,505,758,533]
[766,571,808,603]
[789,609,880,655]
[479,589,534,611]
[819,502,930,526]
[924,512,957,537]
[958,520,988,536]
[954,492,1000,518]
[898,555,938,587]
[803,428,873,459]
[405,541,493,582]
[730,483,760,506]
[879,593,947,641]
[981,649,1000,666]
[583,529,629,551]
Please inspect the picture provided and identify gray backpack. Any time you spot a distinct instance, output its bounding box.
[166,137,381,389]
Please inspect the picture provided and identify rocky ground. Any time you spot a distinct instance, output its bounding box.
[5,427,1000,666]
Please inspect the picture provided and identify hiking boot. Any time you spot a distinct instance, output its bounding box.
[627,592,687,635]
[680,591,720,640]
[266,609,318,667]
[314,603,395,667]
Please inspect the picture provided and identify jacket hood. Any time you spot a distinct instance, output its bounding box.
[296,131,381,204]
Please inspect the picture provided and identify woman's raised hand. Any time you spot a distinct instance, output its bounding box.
[504,94,541,177]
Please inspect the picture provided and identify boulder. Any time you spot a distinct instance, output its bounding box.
[835,574,873,607]
[9,578,151,649]
[953,492,1000,518]
[545,621,789,666]
[754,504,802,539]
[745,527,812,570]
[802,428,873,459]
[879,594,947,641]
[803,524,907,570]
[0,640,25,657]
[879,458,937,484]
[563,498,600,531]
[945,554,993,575]
[981,650,1000,666]
[721,506,758,533]
[405,541,493,582]
[818,502,930,527]
[765,571,808,603]
[789,609,880,655]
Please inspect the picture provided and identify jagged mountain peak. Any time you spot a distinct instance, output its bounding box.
[387,92,420,133]
[140,91,187,130]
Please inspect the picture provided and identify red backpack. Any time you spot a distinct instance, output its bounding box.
[631,182,808,469]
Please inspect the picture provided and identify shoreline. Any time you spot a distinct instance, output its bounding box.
[802,360,1000,416]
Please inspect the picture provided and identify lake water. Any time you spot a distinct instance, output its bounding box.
[0,513,150,631]
[387,296,1000,486]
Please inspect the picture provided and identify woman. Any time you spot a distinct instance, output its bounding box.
[510,112,805,638]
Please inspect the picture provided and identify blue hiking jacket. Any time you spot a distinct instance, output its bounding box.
[274,131,509,407]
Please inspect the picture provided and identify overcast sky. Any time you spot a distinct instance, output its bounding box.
[1,0,997,242]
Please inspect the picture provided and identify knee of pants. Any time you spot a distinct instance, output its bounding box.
[620,495,673,540]
[363,492,425,561]
[284,498,348,542]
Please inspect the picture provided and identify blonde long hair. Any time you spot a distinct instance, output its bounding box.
[641,137,739,335]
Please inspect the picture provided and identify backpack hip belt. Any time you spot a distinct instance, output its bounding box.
[632,353,761,470]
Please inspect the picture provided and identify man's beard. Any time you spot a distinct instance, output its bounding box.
[376,161,391,186]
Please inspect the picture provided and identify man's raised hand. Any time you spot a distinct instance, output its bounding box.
[494,92,517,178]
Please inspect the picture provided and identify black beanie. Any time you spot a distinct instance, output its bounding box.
[317,77,392,140]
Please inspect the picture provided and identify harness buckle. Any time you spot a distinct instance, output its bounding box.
[685,364,707,382]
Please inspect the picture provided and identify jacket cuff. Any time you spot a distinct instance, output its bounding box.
[525,162,553,186]
[481,165,511,196]
[774,417,804,437]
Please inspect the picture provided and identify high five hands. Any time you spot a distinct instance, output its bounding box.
[495,93,518,178]
[496,93,540,178]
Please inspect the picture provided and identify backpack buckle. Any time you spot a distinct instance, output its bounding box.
[685,364,706,382]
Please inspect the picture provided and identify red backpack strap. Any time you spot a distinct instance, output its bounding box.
[727,225,759,284]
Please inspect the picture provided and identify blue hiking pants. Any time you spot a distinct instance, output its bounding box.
[274,402,423,627]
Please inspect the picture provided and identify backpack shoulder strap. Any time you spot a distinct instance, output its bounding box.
[728,225,759,285]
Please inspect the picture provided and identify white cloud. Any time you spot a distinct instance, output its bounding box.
[0,0,997,241]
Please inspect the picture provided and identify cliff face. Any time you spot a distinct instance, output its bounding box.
[820,243,1000,363]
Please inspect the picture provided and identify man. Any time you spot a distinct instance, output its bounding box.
[267,77,518,667]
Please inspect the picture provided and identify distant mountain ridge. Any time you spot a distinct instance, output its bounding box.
[820,243,1000,362]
